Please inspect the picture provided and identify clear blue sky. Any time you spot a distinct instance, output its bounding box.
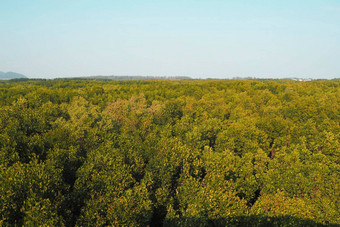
[1,0,339,79]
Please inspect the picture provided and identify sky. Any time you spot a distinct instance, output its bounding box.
[0,0,339,79]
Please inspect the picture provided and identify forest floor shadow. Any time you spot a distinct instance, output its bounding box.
[162,215,340,227]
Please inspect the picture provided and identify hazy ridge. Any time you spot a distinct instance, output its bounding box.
[0,71,27,79]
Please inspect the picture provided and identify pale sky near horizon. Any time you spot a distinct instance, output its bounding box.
[0,0,339,79]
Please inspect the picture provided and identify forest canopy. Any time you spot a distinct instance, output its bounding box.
[0,79,339,226]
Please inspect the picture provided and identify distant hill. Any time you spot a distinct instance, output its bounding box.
[69,75,192,81]
[0,71,28,79]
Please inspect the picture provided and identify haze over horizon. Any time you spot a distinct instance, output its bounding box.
[1,0,339,79]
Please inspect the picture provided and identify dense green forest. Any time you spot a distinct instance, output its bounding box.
[0,79,339,226]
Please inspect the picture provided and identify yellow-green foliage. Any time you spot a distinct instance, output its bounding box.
[0,79,339,226]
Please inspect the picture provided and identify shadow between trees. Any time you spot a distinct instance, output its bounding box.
[162,215,339,227]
